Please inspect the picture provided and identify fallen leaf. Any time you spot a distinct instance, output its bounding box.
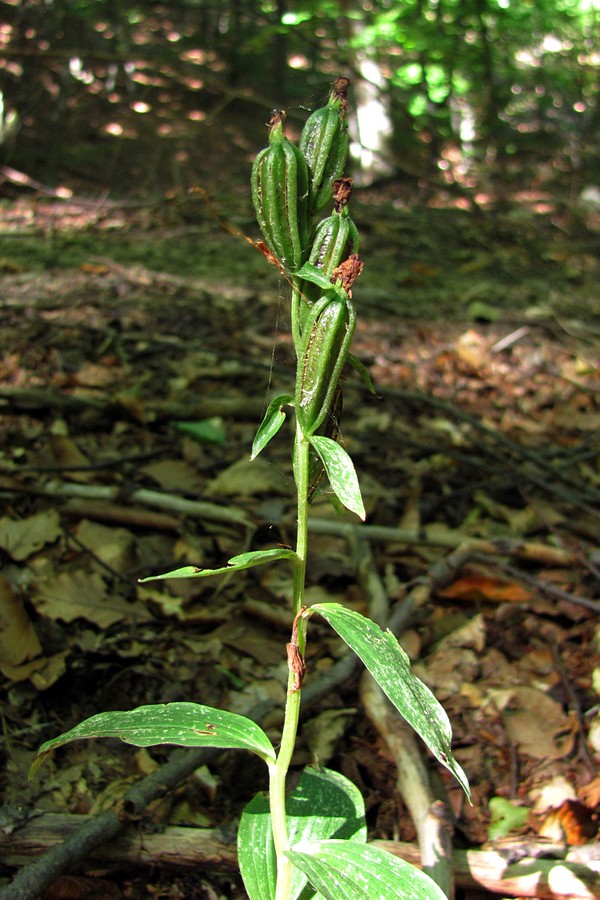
[495,686,576,759]
[141,458,204,493]
[539,800,598,845]
[0,574,43,675]
[32,570,148,627]
[438,575,533,604]
[205,456,289,497]
[75,519,136,572]
[0,510,62,561]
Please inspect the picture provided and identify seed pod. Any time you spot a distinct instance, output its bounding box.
[251,110,309,273]
[297,208,359,318]
[299,78,350,216]
[309,208,359,277]
[296,292,356,436]
[297,178,358,326]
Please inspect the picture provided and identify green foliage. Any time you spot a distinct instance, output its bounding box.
[286,841,448,900]
[487,797,529,840]
[238,767,366,900]
[3,0,596,188]
[30,703,277,779]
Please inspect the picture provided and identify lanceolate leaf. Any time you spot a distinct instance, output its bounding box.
[237,792,277,900]
[251,394,294,459]
[30,703,276,778]
[309,435,365,520]
[286,840,447,900]
[238,767,366,900]
[139,548,298,583]
[347,353,377,395]
[309,604,470,799]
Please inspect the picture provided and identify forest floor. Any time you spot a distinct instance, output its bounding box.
[1,141,600,899]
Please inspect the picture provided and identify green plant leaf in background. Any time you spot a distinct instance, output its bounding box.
[30,703,276,778]
[175,418,227,444]
[286,839,448,900]
[251,394,294,459]
[238,767,367,900]
[139,548,299,582]
[309,604,470,799]
[309,435,365,520]
[487,796,529,840]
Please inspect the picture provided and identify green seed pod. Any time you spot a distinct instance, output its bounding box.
[297,208,360,318]
[299,78,350,216]
[251,111,309,273]
[309,208,360,276]
[297,177,358,327]
[296,292,356,436]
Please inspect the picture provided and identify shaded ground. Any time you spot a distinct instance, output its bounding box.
[1,111,600,898]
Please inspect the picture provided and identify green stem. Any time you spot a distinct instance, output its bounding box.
[291,277,302,353]
[271,422,310,900]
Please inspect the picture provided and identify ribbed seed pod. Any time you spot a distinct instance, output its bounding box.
[310,208,359,276]
[299,78,350,216]
[296,292,356,436]
[297,208,360,318]
[251,111,309,273]
[297,177,358,327]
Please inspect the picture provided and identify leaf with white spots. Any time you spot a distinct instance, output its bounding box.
[309,436,365,520]
[310,604,470,798]
[286,839,447,900]
[30,702,276,778]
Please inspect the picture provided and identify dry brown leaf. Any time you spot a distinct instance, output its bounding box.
[494,686,576,760]
[74,519,136,572]
[438,575,533,604]
[205,456,289,498]
[0,509,62,560]
[32,570,148,627]
[48,434,93,481]
[141,459,204,494]
[0,574,43,675]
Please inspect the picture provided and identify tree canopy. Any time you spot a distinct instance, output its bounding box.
[1,0,598,196]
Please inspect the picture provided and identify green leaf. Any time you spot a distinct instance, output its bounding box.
[239,767,366,900]
[238,792,277,900]
[139,548,298,583]
[309,604,470,799]
[308,436,365,520]
[30,703,276,778]
[251,394,294,459]
[296,264,336,292]
[347,353,377,395]
[286,840,447,900]
[487,797,529,840]
[174,418,227,444]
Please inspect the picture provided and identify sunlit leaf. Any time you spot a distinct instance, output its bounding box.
[309,604,470,799]
[31,702,276,778]
[286,840,447,900]
[309,436,365,520]
[239,767,366,900]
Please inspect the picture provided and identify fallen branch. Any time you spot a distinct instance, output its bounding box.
[2,815,598,900]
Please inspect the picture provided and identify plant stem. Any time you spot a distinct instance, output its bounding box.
[270,423,311,899]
